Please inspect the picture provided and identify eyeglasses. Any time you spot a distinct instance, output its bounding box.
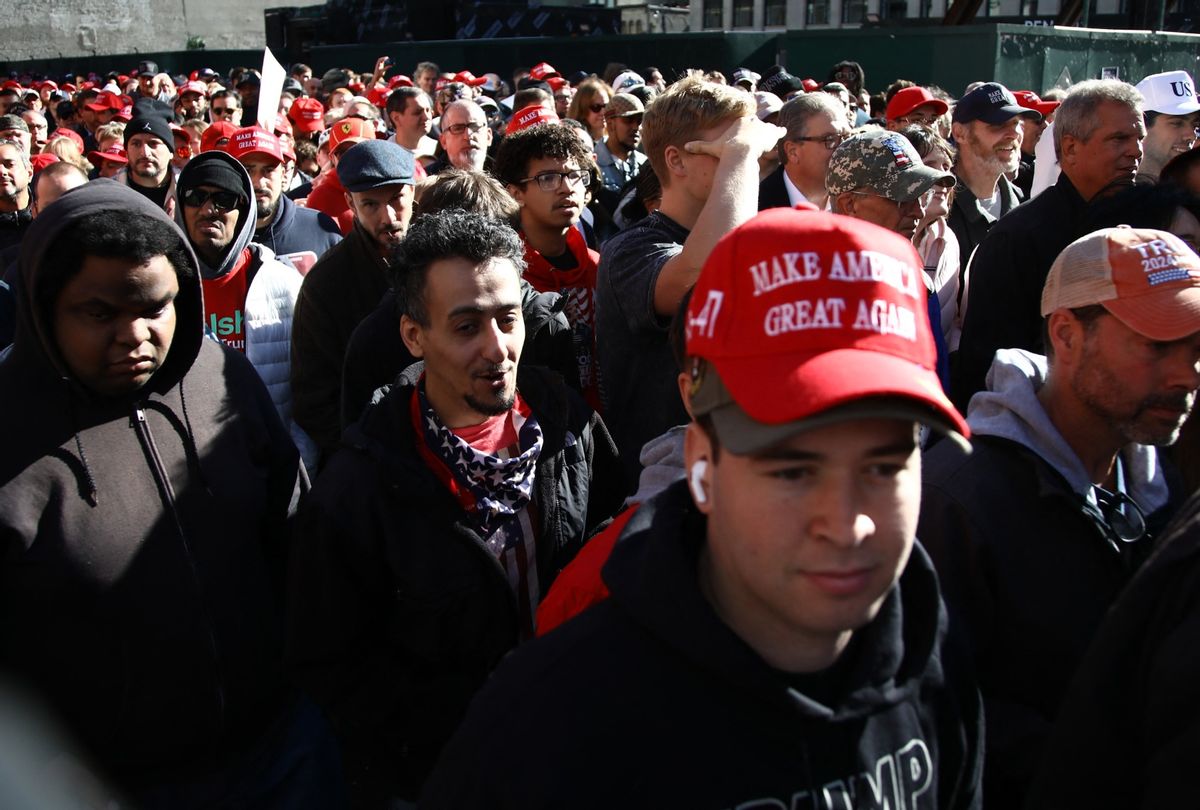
[589,102,607,114]
[211,107,237,117]
[519,169,590,192]
[896,112,940,126]
[1092,485,1148,544]
[181,188,243,212]
[443,121,486,136]
[792,132,849,150]
[847,190,923,213]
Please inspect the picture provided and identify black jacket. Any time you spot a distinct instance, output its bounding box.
[287,363,625,804]
[0,180,305,789]
[920,377,1182,810]
[758,165,792,211]
[946,173,1021,278]
[291,220,391,463]
[340,282,579,432]
[421,482,983,809]
[951,173,1089,409]
[1026,488,1200,809]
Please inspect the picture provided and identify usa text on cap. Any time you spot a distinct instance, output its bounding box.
[1135,70,1200,116]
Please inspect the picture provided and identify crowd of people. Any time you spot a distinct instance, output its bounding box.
[0,50,1199,809]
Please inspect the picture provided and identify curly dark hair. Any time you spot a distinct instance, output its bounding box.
[491,122,596,188]
[392,208,526,327]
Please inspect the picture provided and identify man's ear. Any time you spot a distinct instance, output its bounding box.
[507,182,527,209]
[683,421,714,513]
[663,143,687,181]
[833,191,856,216]
[400,313,425,358]
[1059,133,1078,167]
[343,191,356,214]
[1046,308,1085,363]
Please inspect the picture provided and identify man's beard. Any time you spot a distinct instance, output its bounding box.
[465,389,515,417]
[133,159,163,181]
[256,192,279,223]
[966,130,1019,175]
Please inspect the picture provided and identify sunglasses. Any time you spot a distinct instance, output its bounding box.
[181,188,243,212]
[589,102,607,114]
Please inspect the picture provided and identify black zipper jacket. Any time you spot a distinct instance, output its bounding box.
[286,362,625,804]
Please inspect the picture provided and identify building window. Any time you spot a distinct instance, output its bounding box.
[881,0,909,17]
[733,0,754,27]
[807,0,831,24]
[703,0,723,28]
[765,0,788,25]
[842,0,869,22]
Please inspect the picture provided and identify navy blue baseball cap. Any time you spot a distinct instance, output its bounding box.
[336,139,415,192]
[953,82,1043,125]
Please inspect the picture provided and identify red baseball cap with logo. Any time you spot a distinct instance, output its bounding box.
[685,206,968,453]
[529,62,560,82]
[506,104,559,135]
[1042,226,1200,341]
[1012,90,1060,118]
[201,120,239,152]
[225,125,285,163]
[180,80,208,97]
[273,113,293,137]
[389,75,414,88]
[288,96,326,133]
[367,85,391,108]
[88,141,128,165]
[328,116,374,152]
[452,70,487,87]
[30,153,59,172]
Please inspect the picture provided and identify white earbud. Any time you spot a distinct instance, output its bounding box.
[689,460,709,505]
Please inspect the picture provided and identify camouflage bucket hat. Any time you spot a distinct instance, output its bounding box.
[825,130,955,202]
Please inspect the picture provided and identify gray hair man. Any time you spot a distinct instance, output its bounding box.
[953,78,1145,408]
[758,91,850,211]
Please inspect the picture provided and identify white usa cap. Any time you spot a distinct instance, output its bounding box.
[1135,70,1200,115]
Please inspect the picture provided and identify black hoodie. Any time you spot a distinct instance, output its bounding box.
[420,482,983,809]
[0,180,305,789]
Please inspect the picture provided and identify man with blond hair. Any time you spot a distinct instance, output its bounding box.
[596,75,785,486]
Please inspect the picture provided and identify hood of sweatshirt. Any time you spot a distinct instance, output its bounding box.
[969,348,1170,512]
[11,178,204,398]
[603,481,946,724]
[174,150,257,280]
[628,425,686,506]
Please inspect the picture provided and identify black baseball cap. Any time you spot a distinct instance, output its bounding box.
[953,82,1042,125]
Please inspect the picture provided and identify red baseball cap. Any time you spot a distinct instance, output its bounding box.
[686,207,968,453]
[88,141,128,165]
[273,113,293,137]
[30,153,59,172]
[288,96,326,134]
[85,91,124,112]
[50,127,84,151]
[547,76,568,93]
[1,80,21,91]
[38,80,58,91]
[801,78,821,93]
[506,104,559,135]
[328,116,374,153]
[61,83,77,93]
[1012,90,1061,118]
[201,120,239,152]
[367,85,391,108]
[115,105,133,122]
[452,70,487,87]
[389,74,414,88]
[885,86,949,122]
[225,126,285,163]
[1042,226,1200,341]
[180,80,208,97]
[529,62,560,82]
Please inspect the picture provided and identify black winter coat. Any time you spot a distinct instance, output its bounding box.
[421,482,984,810]
[286,363,625,804]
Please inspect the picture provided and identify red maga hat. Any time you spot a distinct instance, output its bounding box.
[1012,90,1061,118]
[506,104,559,135]
[201,120,239,152]
[452,70,487,87]
[685,206,968,453]
[529,62,560,82]
[885,86,949,122]
[87,141,128,165]
[288,97,326,133]
[225,125,285,163]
